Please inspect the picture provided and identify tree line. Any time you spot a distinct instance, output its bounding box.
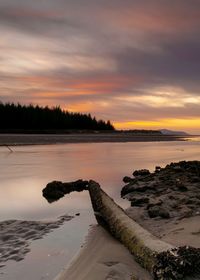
[0,103,115,131]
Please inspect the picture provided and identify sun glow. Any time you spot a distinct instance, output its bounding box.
[114,118,200,133]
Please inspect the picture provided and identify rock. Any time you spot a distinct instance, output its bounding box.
[190,176,200,183]
[172,165,183,172]
[42,181,65,201]
[171,202,179,209]
[168,195,176,200]
[148,206,170,219]
[123,176,134,183]
[166,179,174,186]
[175,179,188,191]
[155,166,161,173]
[122,160,200,221]
[158,208,170,219]
[178,185,188,192]
[121,184,155,197]
[179,206,193,219]
[121,184,136,197]
[133,169,150,177]
[148,206,160,218]
[43,179,88,202]
[186,198,200,205]
[131,197,149,207]
[158,175,167,181]
[155,166,161,170]
[146,198,163,209]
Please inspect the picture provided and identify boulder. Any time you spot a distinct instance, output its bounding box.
[133,169,150,177]
[131,197,149,207]
[158,208,170,219]
[148,206,170,219]
[42,181,65,201]
[146,198,163,209]
[148,206,160,218]
[42,179,88,202]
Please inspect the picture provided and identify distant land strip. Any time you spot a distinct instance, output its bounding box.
[0,133,188,146]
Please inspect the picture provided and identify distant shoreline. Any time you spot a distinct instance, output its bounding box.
[0,133,193,146]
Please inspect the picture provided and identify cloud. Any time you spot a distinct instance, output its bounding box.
[0,0,200,132]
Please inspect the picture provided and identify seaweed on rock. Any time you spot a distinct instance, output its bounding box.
[153,246,200,280]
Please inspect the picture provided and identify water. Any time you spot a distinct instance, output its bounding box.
[0,138,200,279]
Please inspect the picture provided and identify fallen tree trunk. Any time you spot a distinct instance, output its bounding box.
[42,179,200,279]
[88,180,200,280]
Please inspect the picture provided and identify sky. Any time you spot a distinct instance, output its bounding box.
[0,0,200,133]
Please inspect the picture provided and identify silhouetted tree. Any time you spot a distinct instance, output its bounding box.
[0,102,115,131]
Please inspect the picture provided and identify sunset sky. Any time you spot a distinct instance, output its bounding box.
[0,0,200,133]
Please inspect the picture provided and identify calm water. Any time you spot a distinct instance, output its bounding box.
[0,138,200,279]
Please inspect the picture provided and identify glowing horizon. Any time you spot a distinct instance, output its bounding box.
[114,118,200,134]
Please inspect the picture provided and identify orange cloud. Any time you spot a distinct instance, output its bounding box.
[66,102,94,113]
[70,76,135,93]
[15,74,140,96]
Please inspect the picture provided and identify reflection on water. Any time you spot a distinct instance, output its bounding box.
[183,136,200,142]
[0,140,200,221]
[0,140,200,279]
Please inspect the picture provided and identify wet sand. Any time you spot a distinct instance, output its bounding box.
[0,214,74,268]
[0,133,186,146]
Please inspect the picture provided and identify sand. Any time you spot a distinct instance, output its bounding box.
[160,216,200,247]
[53,214,200,280]
[0,214,74,268]
[55,225,152,280]
[126,208,200,248]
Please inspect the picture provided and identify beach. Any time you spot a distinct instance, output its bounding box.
[0,137,200,279]
[1,191,199,280]
[54,217,200,280]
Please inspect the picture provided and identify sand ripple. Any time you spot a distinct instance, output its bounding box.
[0,214,74,267]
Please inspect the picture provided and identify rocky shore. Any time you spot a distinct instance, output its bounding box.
[122,161,200,223]
[121,161,200,268]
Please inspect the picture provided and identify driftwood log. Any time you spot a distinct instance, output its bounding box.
[88,180,200,280]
